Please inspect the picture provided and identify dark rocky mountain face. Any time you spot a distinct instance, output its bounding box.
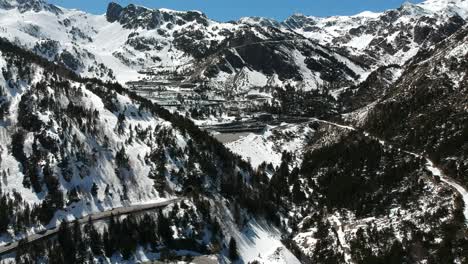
[105,2,209,29]
[192,27,365,88]
[339,64,402,112]
[106,2,124,23]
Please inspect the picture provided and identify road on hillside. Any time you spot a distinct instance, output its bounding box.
[310,118,468,225]
[0,198,182,256]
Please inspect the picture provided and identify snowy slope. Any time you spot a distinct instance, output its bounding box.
[0,6,141,83]
[237,220,301,264]
[0,50,170,214]
[420,0,468,17]
[0,40,196,231]
[226,123,314,169]
[210,198,301,264]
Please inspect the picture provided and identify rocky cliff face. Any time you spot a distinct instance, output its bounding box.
[105,2,209,29]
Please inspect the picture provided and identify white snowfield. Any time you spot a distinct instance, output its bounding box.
[0,198,182,256]
[225,123,314,169]
[237,220,301,264]
[211,200,301,264]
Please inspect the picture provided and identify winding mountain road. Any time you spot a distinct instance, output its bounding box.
[0,198,182,256]
[310,118,468,225]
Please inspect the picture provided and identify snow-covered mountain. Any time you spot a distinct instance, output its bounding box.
[0,0,61,14]
[0,0,367,93]
[0,36,306,263]
[283,0,467,68]
[0,0,465,113]
[0,0,467,263]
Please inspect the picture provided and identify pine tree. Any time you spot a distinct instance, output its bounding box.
[386,241,406,264]
[115,147,129,169]
[57,221,76,263]
[120,217,137,260]
[116,112,126,134]
[0,196,9,233]
[91,183,98,197]
[229,237,239,261]
[157,210,173,243]
[102,228,113,258]
[292,180,306,204]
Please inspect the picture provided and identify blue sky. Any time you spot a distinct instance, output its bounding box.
[48,0,424,21]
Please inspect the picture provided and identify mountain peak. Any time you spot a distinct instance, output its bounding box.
[105,2,209,29]
[419,0,468,18]
[238,16,281,27]
[394,0,468,18]
[398,1,431,15]
[106,2,124,23]
[352,10,382,18]
[0,0,62,14]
